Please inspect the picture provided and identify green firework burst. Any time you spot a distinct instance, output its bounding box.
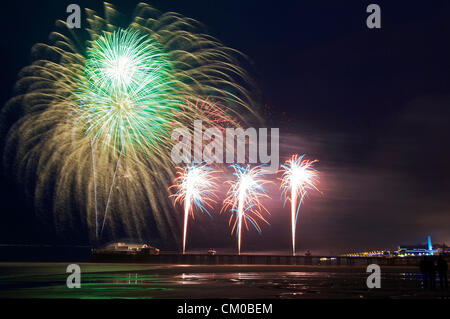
[75,28,180,156]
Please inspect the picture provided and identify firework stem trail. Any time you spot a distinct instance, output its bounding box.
[291,184,296,256]
[280,154,320,256]
[182,194,192,254]
[237,192,244,255]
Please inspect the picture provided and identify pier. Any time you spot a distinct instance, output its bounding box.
[91,253,435,266]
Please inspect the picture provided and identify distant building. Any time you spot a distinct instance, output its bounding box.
[342,235,445,257]
[397,236,438,257]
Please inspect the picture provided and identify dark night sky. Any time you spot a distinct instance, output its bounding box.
[0,0,449,254]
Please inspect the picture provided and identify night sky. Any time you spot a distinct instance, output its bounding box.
[0,0,449,254]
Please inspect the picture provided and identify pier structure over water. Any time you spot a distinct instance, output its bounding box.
[91,253,442,266]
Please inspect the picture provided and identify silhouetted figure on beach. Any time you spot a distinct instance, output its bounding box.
[437,255,448,291]
[429,257,437,290]
[420,256,429,289]
[420,256,437,290]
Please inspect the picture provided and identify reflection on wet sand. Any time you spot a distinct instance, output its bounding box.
[0,263,447,299]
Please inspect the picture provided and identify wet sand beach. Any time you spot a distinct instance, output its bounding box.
[0,262,448,299]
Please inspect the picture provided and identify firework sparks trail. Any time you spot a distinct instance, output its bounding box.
[170,163,218,254]
[222,164,270,255]
[280,154,319,256]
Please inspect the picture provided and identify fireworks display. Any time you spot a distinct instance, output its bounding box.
[170,163,218,254]
[222,164,270,255]
[1,1,324,253]
[280,154,319,256]
[2,2,254,243]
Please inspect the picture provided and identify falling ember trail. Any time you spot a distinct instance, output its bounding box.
[100,151,123,237]
[91,142,99,240]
